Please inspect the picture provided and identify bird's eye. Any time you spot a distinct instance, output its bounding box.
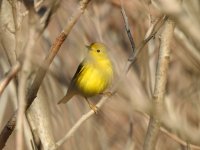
[97,49,100,53]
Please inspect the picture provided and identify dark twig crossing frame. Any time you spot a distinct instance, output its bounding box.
[121,6,135,54]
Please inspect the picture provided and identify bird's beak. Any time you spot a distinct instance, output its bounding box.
[85,45,90,50]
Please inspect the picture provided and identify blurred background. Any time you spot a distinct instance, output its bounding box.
[0,0,200,149]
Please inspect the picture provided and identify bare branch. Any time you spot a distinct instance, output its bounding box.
[0,113,16,150]
[127,15,167,72]
[120,4,135,54]
[0,0,92,149]
[144,19,175,150]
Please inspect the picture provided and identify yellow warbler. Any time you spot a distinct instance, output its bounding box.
[58,42,113,112]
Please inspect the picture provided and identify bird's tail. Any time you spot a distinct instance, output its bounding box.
[57,93,74,104]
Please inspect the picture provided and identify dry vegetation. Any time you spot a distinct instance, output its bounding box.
[0,0,200,150]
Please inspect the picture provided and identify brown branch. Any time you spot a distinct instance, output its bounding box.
[0,113,17,150]
[143,19,175,150]
[0,0,92,149]
[26,0,91,108]
[128,15,168,62]
[123,15,168,76]
[0,62,21,96]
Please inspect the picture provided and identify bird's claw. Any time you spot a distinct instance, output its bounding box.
[89,104,98,114]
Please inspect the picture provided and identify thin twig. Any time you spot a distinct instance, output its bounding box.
[0,62,21,96]
[141,113,200,149]
[129,15,168,62]
[0,112,17,150]
[0,0,92,149]
[160,127,200,149]
[121,5,135,53]
[53,95,111,150]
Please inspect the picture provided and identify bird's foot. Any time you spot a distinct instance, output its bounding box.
[101,91,113,97]
[89,104,99,114]
[85,98,99,114]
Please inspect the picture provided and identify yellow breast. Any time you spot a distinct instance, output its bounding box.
[75,60,113,97]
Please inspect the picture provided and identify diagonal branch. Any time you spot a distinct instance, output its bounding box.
[0,0,92,149]
[26,0,91,109]
[121,5,135,54]
[0,62,21,97]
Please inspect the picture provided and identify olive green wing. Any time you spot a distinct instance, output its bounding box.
[57,61,85,104]
[71,61,85,82]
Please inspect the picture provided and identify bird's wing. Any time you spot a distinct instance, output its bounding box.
[57,61,85,104]
[71,61,85,82]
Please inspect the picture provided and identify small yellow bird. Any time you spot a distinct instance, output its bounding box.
[58,42,113,113]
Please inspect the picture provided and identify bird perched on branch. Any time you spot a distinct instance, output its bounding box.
[58,42,113,113]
